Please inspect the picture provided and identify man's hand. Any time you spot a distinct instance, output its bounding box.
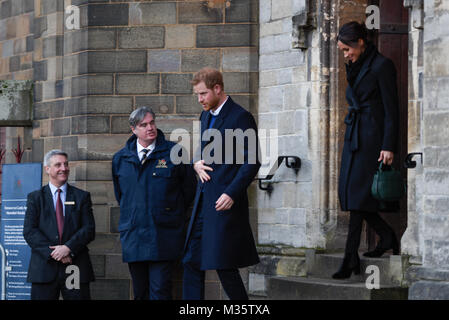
[194,160,213,183]
[61,256,72,264]
[215,193,234,211]
[49,245,71,262]
[378,150,394,166]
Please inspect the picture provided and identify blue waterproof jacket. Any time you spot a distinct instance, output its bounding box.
[112,130,196,262]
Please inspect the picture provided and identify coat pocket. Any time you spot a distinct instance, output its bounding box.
[152,207,183,228]
[152,167,172,178]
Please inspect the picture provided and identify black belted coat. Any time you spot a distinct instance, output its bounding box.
[338,45,399,212]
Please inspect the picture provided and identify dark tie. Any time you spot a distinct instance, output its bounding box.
[208,114,217,129]
[141,149,149,165]
[55,189,64,243]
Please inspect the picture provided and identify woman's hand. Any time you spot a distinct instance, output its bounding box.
[378,150,394,165]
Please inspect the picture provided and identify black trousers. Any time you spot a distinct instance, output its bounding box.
[182,195,248,300]
[128,260,174,300]
[31,263,91,300]
[343,211,395,266]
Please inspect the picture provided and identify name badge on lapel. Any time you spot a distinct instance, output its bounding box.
[156,159,168,169]
[65,201,75,205]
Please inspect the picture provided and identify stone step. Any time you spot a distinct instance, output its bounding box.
[267,276,408,300]
[249,293,270,300]
[308,252,403,286]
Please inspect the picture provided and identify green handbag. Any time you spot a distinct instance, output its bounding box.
[371,162,407,202]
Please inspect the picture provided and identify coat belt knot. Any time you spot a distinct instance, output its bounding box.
[344,105,371,152]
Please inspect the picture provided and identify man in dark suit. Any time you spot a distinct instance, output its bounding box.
[182,67,261,300]
[23,149,95,300]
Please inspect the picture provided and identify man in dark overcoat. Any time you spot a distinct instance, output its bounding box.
[182,67,260,300]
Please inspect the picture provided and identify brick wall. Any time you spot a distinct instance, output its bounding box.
[29,0,258,300]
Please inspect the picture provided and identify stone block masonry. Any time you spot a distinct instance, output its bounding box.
[408,0,449,300]
[0,0,259,300]
[0,0,35,165]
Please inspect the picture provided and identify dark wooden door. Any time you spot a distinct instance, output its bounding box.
[367,0,409,252]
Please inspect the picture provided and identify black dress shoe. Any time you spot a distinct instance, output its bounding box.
[332,256,361,280]
[363,236,399,257]
[332,264,361,279]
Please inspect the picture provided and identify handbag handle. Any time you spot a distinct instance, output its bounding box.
[378,161,392,171]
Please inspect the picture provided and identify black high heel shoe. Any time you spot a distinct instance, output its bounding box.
[332,257,361,280]
[363,236,399,257]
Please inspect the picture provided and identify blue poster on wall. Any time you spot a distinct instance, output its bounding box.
[0,163,42,300]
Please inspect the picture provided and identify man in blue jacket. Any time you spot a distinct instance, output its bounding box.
[112,107,196,300]
[183,67,261,300]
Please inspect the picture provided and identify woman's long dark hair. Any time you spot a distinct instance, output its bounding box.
[337,21,368,47]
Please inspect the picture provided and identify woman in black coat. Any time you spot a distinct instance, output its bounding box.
[333,22,400,279]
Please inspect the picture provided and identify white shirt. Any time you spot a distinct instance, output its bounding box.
[49,182,67,217]
[210,96,228,116]
[137,139,156,161]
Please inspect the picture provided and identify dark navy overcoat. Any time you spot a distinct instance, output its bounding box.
[112,130,196,262]
[338,45,399,212]
[185,97,261,270]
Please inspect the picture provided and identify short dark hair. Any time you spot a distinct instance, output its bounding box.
[129,106,156,128]
[191,67,224,90]
[337,21,368,47]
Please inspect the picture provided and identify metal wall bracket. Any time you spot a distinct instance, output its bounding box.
[256,156,301,194]
[404,152,423,169]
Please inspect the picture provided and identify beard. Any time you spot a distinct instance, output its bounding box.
[204,95,221,111]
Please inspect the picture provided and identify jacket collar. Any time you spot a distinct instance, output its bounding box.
[351,43,378,91]
[200,96,236,151]
[124,129,169,160]
[48,182,67,196]
[201,96,235,132]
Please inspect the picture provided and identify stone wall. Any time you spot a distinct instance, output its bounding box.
[5,0,449,301]
[0,0,34,81]
[0,0,35,164]
[251,0,369,295]
[257,0,313,251]
[254,0,321,295]
[26,0,258,300]
[408,0,449,299]
[402,0,424,265]
[419,0,449,271]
